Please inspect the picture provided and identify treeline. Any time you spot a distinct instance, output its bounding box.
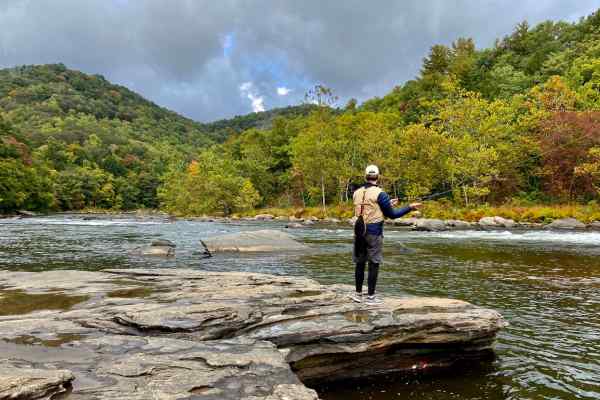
[2,11,600,215]
[161,11,600,215]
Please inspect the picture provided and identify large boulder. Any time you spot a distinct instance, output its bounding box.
[413,218,447,231]
[478,216,516,228]
[0,268,507,396]
[200,229,308,253]
[589,221,600,230]
[545,218,586,230]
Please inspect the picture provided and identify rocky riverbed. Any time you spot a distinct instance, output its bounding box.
[0,268,506,399]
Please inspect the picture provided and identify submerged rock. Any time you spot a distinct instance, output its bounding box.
[0,268,507,398]
[545,218,586,230]
[396,244,416,254]
[201,229,308,252]
[132,239,176,257]
[151,239,176,247]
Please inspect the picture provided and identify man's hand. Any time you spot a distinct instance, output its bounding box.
[409,202,423,210]
[391,198,399,207]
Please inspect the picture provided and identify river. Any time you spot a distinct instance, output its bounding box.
[0,215,599,399]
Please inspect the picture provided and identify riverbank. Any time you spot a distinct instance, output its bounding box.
[235,202,600,224]
[0,268,506,399]
[4,203,600,231]
[4,202,600,223]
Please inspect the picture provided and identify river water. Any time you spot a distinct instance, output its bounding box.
[0,215,599,400]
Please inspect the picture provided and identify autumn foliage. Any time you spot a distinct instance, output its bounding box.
[538,112,600,200]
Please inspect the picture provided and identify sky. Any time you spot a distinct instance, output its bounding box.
[1,1,598,122]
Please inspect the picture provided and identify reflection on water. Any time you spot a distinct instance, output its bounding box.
[0,215,599,400]
[0,289,89,316]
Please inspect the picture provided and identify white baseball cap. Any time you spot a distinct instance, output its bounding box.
[365,165,379,177]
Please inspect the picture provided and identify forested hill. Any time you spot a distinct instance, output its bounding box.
[0,64,214,146]
[0,63,219,213]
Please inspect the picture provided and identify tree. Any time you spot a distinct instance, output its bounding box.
[304,84,338,107]
[421,45,451,76]
[158,148,260,216]
[537,111,600,200]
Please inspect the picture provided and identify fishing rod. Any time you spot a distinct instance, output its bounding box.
[407,175,485,202]
[416,187,454,201]
[348,175,483,202]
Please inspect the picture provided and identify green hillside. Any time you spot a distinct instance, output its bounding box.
[0,63,217,212]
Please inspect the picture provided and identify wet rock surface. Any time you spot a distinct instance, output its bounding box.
[0,269,506,399]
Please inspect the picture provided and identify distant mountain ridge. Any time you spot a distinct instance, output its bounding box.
[201,104,317,141]
[0,63,215,146]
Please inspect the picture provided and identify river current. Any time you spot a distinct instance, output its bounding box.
[0,215,599,400]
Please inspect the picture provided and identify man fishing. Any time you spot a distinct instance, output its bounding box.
[351,165,422,304]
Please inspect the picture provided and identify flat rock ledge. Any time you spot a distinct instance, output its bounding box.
[0,269,507,399]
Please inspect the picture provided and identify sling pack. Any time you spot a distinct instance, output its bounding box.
[354,188,368,258]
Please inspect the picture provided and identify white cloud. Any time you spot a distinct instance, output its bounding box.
[239,81,265,112]
[239,81,252,92]
[248,93,265,112]
[277,86,291,96]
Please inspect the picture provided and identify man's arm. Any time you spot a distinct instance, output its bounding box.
[377,192,417,219]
